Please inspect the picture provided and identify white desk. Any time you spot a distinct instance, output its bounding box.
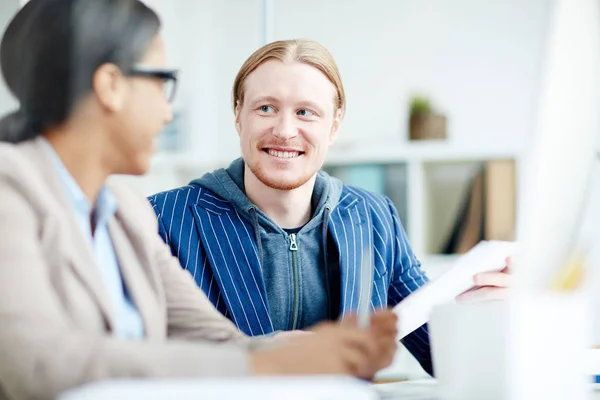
[56,376,600,400]
[375,380,438,400]
[374,380,600,400]
[58,377,378,400]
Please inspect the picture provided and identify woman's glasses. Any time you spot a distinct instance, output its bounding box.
[128,65,179,103]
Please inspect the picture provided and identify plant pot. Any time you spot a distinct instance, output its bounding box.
[409,111,447,141]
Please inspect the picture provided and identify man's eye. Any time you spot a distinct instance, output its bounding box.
[297,109,314,117]
[260,105,274,113]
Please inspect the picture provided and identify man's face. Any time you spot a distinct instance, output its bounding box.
[236,59,342,191]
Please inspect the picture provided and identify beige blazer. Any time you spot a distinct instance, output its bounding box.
[0,138,267,400]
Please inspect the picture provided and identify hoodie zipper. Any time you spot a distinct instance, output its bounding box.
[289,233,300,330]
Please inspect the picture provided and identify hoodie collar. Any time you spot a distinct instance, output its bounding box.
[190,158,344,233]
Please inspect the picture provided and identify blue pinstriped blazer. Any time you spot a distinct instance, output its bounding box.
[148,183,433,374]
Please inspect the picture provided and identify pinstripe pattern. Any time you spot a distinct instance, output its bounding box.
[148,182,433,374]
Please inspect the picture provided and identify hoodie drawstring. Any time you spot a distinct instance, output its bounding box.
[249,206,264,267]
[323,206,332,319]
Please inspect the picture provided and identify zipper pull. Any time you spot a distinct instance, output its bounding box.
[289,233,298,251]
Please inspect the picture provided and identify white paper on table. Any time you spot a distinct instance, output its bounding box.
[394,240,518,340]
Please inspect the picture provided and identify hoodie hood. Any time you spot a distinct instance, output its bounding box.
[190,157,344,232]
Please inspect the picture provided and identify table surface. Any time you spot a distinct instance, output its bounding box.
[374,380,600,400]
[375,380,438,400]
[57,377,600,400]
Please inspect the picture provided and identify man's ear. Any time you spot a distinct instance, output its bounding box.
[235,101,242,136]
[329,108,343,145]
[92,63,126,112]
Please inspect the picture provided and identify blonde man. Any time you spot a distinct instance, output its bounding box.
[149,39,510,375]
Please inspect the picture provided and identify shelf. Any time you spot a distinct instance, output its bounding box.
[150,140,523,172]
[325,140,523,165]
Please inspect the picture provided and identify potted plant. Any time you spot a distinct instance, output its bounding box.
[408,95,447,141]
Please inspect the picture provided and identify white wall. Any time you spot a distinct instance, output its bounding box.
[147,0,263,165]
[0,1,550,195]
[116,0,264,194]
[272,0,550,149]
[123,0,551,196]
[170,0,551,162]
[0,1,551,169]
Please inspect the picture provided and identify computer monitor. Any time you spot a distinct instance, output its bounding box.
[515,0,600,292]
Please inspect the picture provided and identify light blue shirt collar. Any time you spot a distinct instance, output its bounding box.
[40,138,117,230]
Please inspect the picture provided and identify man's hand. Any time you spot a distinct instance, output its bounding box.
[457,257,512,302]
[250,309,397,379]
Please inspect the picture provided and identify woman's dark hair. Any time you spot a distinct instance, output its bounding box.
[0,0,161,143]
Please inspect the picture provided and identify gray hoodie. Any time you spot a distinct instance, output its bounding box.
[191,158,344,332]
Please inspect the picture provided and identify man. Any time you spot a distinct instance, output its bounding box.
[148,39,510,375]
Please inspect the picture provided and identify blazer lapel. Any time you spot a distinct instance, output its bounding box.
[329,191,374,316]
[108,217,164,339]
[21,138,117,329]
[62,220,117,331]
[191,192,273,336]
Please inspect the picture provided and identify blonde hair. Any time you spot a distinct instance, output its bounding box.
[232,39,346,115]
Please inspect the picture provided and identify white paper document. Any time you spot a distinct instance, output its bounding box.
[394,240,518,340]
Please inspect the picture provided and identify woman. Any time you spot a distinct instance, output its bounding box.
[0,0,397,399]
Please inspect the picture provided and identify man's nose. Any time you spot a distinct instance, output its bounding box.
[272,113,297,140]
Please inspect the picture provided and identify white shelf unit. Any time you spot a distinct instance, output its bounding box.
[322,139,523,277]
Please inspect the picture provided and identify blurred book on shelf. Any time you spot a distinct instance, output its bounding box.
[442,159,516,254]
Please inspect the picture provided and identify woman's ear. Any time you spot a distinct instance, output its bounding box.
[92,63,126,112]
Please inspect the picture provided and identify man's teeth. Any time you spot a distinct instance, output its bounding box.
[267,149,300,159]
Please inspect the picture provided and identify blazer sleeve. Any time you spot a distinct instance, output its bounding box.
[0,183,257,400]
[384,197,434,376]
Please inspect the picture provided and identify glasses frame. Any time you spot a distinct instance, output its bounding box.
[128,65,179,103]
